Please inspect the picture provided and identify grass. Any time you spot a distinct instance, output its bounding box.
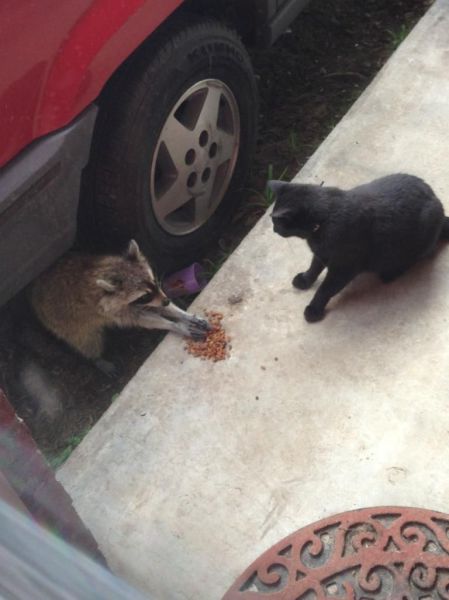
[202,163,291,279]
[288,131,302,155]
[203,247,233,279]
[388,24,410,49]
[48,428,90,469]
[247,163,289,210]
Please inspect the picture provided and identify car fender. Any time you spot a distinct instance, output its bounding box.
[36,0,183,137]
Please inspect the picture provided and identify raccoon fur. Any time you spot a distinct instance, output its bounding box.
[30,240,209,374]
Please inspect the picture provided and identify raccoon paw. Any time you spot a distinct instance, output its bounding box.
[95,359,117,378]
[188,321,209,341]
[192,316,211,331]
[292,273,313,290]
[304,304,325,323]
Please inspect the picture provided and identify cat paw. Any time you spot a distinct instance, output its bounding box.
[304,304,325,323]
[292,273,312,290]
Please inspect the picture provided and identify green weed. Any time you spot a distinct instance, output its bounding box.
[288,131,302,154]
[243,163,289,213]
[388,24,409,49]
[48,428,90,469]
[203,250,232,279]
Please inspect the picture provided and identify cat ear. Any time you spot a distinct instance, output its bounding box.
[267,180,288,196]
[271,205,293,218]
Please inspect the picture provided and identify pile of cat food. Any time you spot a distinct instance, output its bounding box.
[185,311,230,362]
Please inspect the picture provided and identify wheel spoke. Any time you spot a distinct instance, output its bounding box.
[194,195,211,225]
[217,131,237,165]
[155,176,192,220]
[196,84,222,130]
[161,116,195,167]
[195,173,216,223]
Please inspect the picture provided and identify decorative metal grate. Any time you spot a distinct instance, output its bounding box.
[223,507,449,599]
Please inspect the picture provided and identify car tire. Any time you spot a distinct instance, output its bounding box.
[84,15,258,271]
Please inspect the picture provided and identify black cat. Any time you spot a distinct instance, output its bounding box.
[269,174,449,322]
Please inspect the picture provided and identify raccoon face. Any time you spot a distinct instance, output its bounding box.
[96,240,169,320]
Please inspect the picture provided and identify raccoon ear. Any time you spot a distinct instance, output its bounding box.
[126,239,144,262]
[96,278,117,293]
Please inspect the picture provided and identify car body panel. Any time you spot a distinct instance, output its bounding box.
[0,106,97,305]
[0,0,183,168]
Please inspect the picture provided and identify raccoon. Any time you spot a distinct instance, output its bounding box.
[30,240,210,374]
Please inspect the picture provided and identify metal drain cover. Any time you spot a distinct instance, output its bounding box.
[223,507,449,599]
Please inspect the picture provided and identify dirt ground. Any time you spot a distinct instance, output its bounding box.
[0,0,433,465]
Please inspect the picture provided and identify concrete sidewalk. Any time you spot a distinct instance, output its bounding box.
[58,2,449,598]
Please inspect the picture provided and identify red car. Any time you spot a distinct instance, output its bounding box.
[0,0,310,305]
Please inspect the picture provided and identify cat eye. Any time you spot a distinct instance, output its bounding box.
[131,292,154,305]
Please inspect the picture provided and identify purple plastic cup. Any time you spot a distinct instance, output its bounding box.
[162,262,207,299]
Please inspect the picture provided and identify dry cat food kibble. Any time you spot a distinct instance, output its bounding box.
[185,311,230,361]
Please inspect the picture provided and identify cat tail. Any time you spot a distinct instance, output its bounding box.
[440,217,449,240]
